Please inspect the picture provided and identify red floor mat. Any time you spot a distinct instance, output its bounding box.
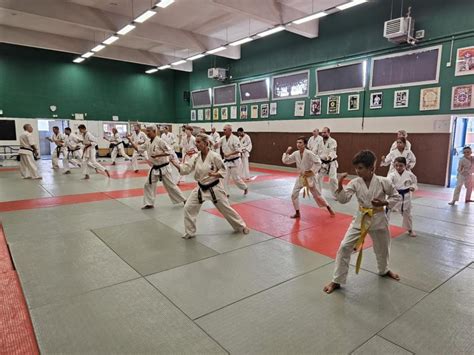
[0,225,13,273]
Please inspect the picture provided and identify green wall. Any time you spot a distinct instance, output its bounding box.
[175,0,474,123]
[0,44,176,122]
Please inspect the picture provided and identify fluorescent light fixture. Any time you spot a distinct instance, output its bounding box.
[206,46,226,54]
[91,44,106,52]
[81,51,94,58]
[117,24,136,35]
[103,35,119,45]
[229,37,253,46]
[158,64,171,70]
[187,53,205,61]
[292,11,327,25]
[337,0,367,10]
[134,10,156,23]
[171,60,187,66]
[156,0,174,8]
[257,26,285,38]
[145,68,158,74]
[362,60,367,87]
[73,57,85,63]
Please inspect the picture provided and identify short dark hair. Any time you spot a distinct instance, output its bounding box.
[463,146,472,152]
[394,156,407,165]
[78,124,86,130]
[237,128,244,132]
[297,136,308,145]
[65,127,71,132]
[52,126,59,130]
[352,150,376,168]
[396,137,407,145]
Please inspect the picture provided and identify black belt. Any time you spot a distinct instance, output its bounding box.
[19,147,39,160]
[148,162,169,184]
[197,179,219,204]
[67,147,81,159]
[109,141,124,148]
[55,146,63,157]
[397,188,411,213]
[321,158,337,164]
[224,156,239,163]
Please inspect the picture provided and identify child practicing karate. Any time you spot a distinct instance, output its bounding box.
[380,137,416,175]
[449,146,473,205]
[324,150,401,294]
[387,157,418,237]
[282,136,335,218]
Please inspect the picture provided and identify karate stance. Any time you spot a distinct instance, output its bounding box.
[387,157,418,237]
[282,137,335,218]
[390,130,412,151]
[209,127,220,152]
[104,128,130,165]
[381,137,416,175]
[161,126,181,183]
[78,124,110,179]
[179,126,198,183]
[324,150,401,294]
[127,124,149,173]
[18,124,42,180]
[46,126,67,169]
[307,128,323,154]
[214,124,248,196]
[133,125,186,209]
[63,127,83,174]
[172,133,249,239]
[317,127,339,194]
[237,127,252,180]
[449,146,473,205]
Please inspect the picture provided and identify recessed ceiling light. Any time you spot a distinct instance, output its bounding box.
[206,46,226,54]
[337,0,367,10]
[187,53,206,61]
[145,68,159,74]
[229,37,253,46]
[103,35,119,45]
[81,52,94,58]
[91,44,106,52]
[73,57,85,63]
[117,24,136,35]
[156,0,174,8]
[292,11,327,25]
[257,26,285,38]
[134,10,156,23]
[171,60,187,66]
[158,65,171,70]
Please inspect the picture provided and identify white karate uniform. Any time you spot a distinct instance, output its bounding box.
[64,133,83,172]
[317,137,338,194]
[388,170,418,231]
[161,131,180,183]
[107,132,130,163]
[209,131,221,152]
[307,135,323,154]
[179,150,247,238]
[282,149,329,210]
[130,131,149,171]
[18,131,41,179]
[218,134,248,194]
[180,135,197,183]
[81,131,107,176]
[142,137,186,207]
[451,156,473,202]
[50,132,67,169]
[390,140,412,151]
[381,149,416,175]
[239,134,253,179]
[332,175,401,285]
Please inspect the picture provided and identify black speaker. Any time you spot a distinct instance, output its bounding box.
[183,91,190,102]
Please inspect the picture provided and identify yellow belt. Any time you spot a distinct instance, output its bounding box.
[355,206,384,274]
[299,171,315,198]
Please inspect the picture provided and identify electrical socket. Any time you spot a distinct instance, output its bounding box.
[446,62,452,67]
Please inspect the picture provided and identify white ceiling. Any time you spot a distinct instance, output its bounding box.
[0,0,349,71]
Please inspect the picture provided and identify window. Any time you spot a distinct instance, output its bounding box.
[272,70,309,100]
[191,89,212,108]
[103,123,128,135]
[316,61,366,95]
[370,45,442,89]
[239,78,269,103]
[213,84,237,106]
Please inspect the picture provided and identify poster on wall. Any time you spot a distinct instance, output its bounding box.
[270,102,277,115]
[348,94,360,111]
[198,110,204,121]
[230,106,237,119]
[451,85,474,110]
[251,105,259,119]
[221,107,228,120]
[310,98,322,115]
[455,46,474,76]
[205,108,211,120]
[419,87,441,111]
[191,110,197,121]
[369,92,383,109]
[394,90,409,108]
[261,104,269,118]
[240,105,248,119]
[213,108,219,120]
[294,101,305,116]
[327,96,340,114]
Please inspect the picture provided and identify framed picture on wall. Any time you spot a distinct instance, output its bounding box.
[327,96,340,114]
[294,101,305,116]
[197,110,204,121]
[394,90,409,108]
[204,108,211,120]
[213,108,219,120]
[191,110,197,121]
[270,102,277,115]
[240,105,248,119]
[455,46,474,76]
[310,98,322,115]
[451,85,474,110]
[230,106,237,119]
[251,105,259,119]
[369,92,383,109]
[221,107,228,120]
[261,104,269,118]
[348,94,360,111]
[419,87,441,111]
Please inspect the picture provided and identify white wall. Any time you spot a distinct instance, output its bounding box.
[0,117,39,146]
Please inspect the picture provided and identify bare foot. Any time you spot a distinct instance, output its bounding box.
[290,211,300,219]
[134,170,139,173]
[448,201,455,206]
[63,170,71,175]
[82,175,90,180]
[327,206,336,217]
[244,188,248,195]
[141,205,154,209]
[105,170,110,178]
[408,230,417,237]
[32,177,43,180]
[242,227,250,234]
[384,270,400,281]
[465,200,474,203]
[112,162,116,166]
[323,282,341,294]
[182,234,195,239]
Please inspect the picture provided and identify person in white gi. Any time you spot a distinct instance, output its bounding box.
[390,130,411,151]
[104,128,130,165]
[449,146,473,205]
[307,128,323,154]
[387,156,418,237]
[132,125,186,209]
[324,150,401,294]
[209,127,220,152]
[179,126,198,184]
[127,124,149,173]
[172,133,249,239]
[18,124,42,180]
[214,124,248,196]
[63,127,83,174]
[381,137,416,175]
[237,127,252,180]
[282,137,336,218]
[317,127,339,194]
[78,124,110,179]
[46,126,67,169]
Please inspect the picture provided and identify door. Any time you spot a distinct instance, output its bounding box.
[448,117,469,187]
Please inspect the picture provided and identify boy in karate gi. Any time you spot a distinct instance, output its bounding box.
[317,127,339,194]
[449,146,473,205]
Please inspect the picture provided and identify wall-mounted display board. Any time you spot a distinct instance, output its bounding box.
[191,89,212,108]
[213,84,237,106]
[316,61,366,95]
[272,70,309,100]
[239,79,270,103]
